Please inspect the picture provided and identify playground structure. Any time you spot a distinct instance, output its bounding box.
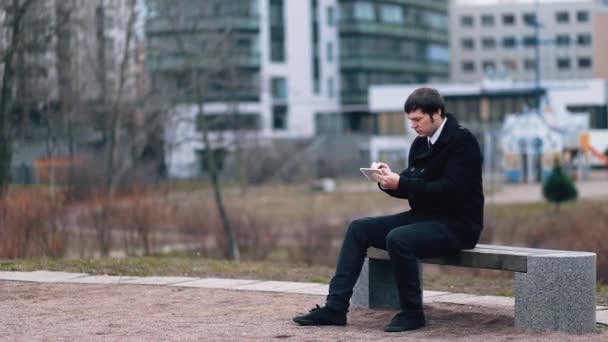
[580,131,608,167]
[501,109,590,183]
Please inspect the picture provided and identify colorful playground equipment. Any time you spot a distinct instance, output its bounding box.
[580,132,608,166]
[501,110,590,183]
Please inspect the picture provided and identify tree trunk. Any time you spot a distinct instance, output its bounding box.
[197,97,240,262]
[0,0,35,196]
[106,0,136,198]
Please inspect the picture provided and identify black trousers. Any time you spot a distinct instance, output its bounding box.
[325,211,465,316]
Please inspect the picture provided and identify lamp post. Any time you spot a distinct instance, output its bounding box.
[533,0,541,114]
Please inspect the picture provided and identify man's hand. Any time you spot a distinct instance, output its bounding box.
[377,168,400,190]
[373,162,392,174]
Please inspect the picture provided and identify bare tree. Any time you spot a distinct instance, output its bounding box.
[146,0,264,262]
[0,0,36,196]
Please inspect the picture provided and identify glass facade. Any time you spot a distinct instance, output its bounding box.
[338,0,449,105]
[146,0,261,103]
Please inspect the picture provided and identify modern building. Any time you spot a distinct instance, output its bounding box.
[450,0,608,83]
[369,78,608,181]
[145,0,450,178]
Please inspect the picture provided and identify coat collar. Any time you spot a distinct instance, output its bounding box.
[433,113,459,148]
[412,113,459,162]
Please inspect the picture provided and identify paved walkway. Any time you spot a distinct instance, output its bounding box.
[1,270,606,326]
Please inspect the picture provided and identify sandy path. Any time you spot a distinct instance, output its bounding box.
[0,280,605,341]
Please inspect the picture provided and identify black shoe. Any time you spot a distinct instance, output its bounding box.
[293,305,347,326]
[383,311,426,332]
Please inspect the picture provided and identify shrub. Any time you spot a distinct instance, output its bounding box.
[542,159,577,212]
[0,190,68,258]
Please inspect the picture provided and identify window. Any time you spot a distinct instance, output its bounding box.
[578,57,592,68]
[556,34,570,46]
[523,36,537,47]
[327,77,334,97]
[272,105,288,130]
[481,14,494,26]
[577,11,589,23]
[556,11,569,23]
[327,6,335,26]
[524,58,536,70]
[523,13,536,26]
[502,36,516,48]
[557,57,570,70]
[482,60,496,72]
[502,14,515,25]
[503,59,517,71]
[422,11,448,30]
[380,4,403,24]
[482,37,496,49]
[462,61,475,72]
[269,0,285,62]
[577,34,592,46]
[461,38,474,50]
[461,15,473,27]
[271,77,287,100]
[354,1,374,21]
[426,44,450,63]
[326,42,333,62]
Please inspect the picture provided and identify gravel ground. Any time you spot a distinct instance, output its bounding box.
[1,280,606,341]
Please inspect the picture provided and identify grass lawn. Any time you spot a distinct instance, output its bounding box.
[1,255,606,306]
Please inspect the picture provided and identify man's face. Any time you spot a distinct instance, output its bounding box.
[406,109,442,137]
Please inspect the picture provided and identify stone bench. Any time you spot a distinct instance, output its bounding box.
[352,244,596,334]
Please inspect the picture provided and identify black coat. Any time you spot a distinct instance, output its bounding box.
[380,113,484,248]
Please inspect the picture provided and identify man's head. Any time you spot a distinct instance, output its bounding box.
[403,87,446,137]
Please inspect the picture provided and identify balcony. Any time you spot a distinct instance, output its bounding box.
[147,53,261,71]
[388,0,447,12]
[340,55,449,75]
[339,21,448,44]
[146,16,260,34]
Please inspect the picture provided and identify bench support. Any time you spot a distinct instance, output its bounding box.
[514,253,596,334]
[352,258,422,310]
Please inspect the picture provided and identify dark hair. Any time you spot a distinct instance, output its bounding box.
[403,87,445,118]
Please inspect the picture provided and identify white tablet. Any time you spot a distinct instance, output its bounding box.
[360,168,381,181]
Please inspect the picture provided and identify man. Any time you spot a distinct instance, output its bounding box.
[293,87,484,332]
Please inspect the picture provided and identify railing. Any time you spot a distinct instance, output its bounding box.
[339,21,448,44]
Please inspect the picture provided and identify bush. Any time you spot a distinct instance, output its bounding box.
[542,159,577,211]
[0,190,68,258]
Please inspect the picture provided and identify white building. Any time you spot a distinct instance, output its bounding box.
[450,0,608,83]
[149,0,451,178]
[149,0,341,178]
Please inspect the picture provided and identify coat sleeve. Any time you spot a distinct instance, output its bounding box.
[390,134,481,201]
[378,177,409,199]
[377,138,421,199]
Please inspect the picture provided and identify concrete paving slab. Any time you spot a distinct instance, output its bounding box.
[234,281,323,293]
[285,284,329,295]
[423,290,450,298]
[597,310,608,325]
[447,295,515,308]
[172,278,261,289]
[120,276,198,286]
[425,292,478,304]
[60,275,137,284]
[0,271,87,283]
